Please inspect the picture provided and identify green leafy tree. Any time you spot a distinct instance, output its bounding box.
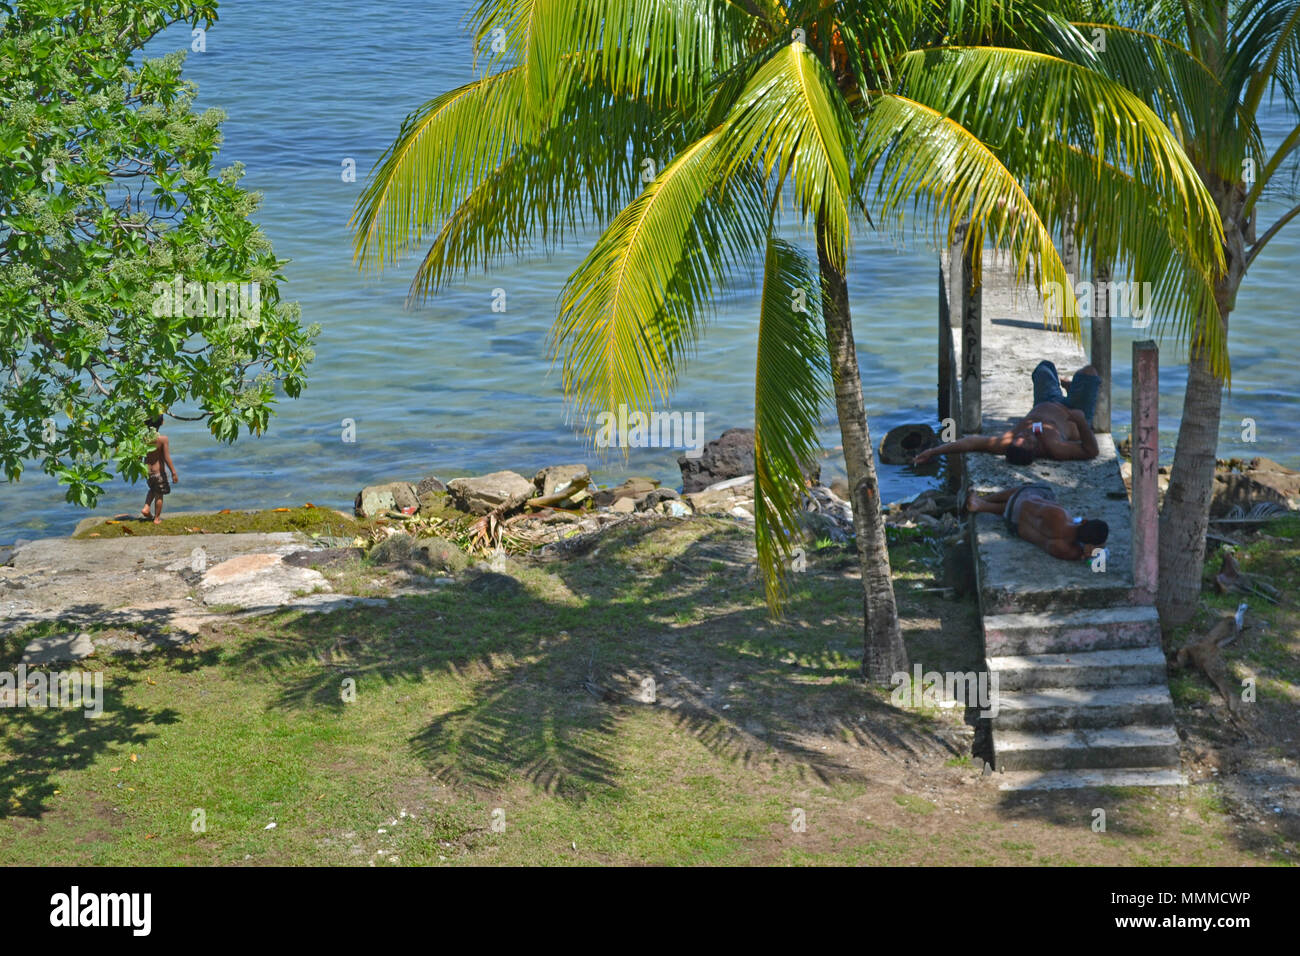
[353,0,1220,681]
[1033,1,1296,624]
[0,0,316,506]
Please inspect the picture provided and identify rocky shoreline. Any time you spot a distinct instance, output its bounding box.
[348,427,970,563]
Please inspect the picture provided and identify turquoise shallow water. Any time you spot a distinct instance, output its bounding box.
[3,0,1299,541]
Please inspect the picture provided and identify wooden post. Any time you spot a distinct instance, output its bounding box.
[960,235,982,435]
[1091,257,1112,433]
[1132,340,1159,604]
[938,265,951,421]
[1062,204,1079,286]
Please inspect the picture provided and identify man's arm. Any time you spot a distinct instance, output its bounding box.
[913,434,1002,464]
[1072,409,1100,459]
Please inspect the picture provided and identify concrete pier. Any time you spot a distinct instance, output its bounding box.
[938,247,1180,789]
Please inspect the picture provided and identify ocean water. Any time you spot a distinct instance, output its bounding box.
[3,0,1298,541]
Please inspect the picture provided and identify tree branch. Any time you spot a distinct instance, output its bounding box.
[1247,200,1300,268]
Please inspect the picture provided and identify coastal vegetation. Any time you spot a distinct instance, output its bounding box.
[352,0,1221,680]
[0,1,316,508]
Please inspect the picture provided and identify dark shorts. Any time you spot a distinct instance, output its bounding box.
[1004,483,1055,537]
[1032,360,1100,426]
[148,474,170,496]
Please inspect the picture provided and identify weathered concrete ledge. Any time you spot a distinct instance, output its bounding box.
[945,249,1138,613]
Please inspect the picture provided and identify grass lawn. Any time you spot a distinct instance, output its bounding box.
[1,516,1295,865]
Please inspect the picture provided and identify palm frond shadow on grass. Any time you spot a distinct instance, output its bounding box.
[235,520,961,801]
[0,610,214,819]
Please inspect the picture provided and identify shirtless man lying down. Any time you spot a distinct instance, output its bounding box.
[966,483,1109,561]
[913,361,1102,465]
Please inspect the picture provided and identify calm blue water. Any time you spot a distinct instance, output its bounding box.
[3,0,1298,540]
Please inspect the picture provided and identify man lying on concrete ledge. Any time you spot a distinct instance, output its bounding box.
[966,483,1109,561]
[913,361,1102,464]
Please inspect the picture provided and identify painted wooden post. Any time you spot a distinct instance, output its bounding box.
[1091,257,1113,433]
[1132,340,1159,604]
[960,234,982,434]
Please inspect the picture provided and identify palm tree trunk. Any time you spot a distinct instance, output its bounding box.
[816,217,909,683]
[1158,218,1245,627]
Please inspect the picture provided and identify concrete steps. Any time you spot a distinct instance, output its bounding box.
[982,609,1181,782]
[948,248,1182,788]
[983,605,1161,656]
[997,768,1187,791]
[993,684,1175,731]
[994,725,1180,771]
[988,645,1167,689]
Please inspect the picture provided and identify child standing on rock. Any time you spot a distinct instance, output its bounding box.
[141,413,179,524]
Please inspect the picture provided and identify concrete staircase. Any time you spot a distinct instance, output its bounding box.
[985,606,1183,788]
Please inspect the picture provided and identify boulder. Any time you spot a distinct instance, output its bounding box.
[446,471,535,515]
[413,535,470,572]
[684,476,754,515]
[905,490,959,517]
[804,485,855,542]
[369,533,417,565]
[679,428,820,492]
[355,481,419,518]
[636,488,680,512]
[372,534,468,573]
[200,553,330,609]
[878,423,938,465]
[592,476,659,508]
[1212,457,1300,516]
[533,464,590,497]
[417,489,453,516]
[659,499,693,518]
[416,474,447,497]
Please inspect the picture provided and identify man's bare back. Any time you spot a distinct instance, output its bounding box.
[913,363,1101,465]
[966,485,1109,561]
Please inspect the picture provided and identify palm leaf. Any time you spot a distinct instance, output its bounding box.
[551,129,768,429]
[350,67,527,271]
[753,235,828,612]
[718,41,855,271]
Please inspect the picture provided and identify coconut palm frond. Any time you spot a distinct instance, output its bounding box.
[350,68,527,271]
[551,130,769,427]
[719,41,855,270]
[752,235,829,613]
[859,92,1081,330]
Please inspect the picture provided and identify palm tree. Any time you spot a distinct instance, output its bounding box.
[351,0,1221,682]
[1035,1,1298,625]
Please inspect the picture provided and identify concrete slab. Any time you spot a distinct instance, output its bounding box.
[997,768,1187,790]
[987,645,1168,689]
[982,605,1161,656]
[995,684,1175,731]
[946,250,1141,613]
[994,724,1181,771]
[200,553,330,609]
